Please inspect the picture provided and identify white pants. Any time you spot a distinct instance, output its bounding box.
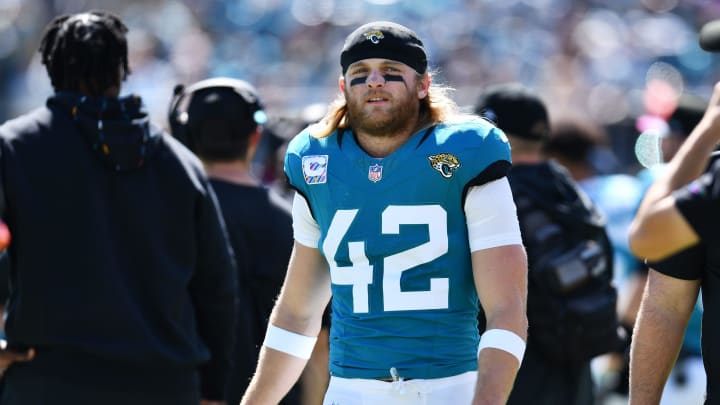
[322,371,477,405]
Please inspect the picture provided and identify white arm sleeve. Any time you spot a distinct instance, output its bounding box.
[291,192,321,248]
[465,177,523,252]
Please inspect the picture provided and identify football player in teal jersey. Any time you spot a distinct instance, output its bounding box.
[241,21,528,405]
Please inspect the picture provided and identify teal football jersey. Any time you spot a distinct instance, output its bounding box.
[285,119,511,379]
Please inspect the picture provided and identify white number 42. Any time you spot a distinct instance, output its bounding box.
[322,205,449,313]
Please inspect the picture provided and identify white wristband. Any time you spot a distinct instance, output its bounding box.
[263,324,318,360]
[478,329,526,364]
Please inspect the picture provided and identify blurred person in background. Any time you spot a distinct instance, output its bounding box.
[476,83,622,405]
[259,107,334,405]
[253,109,334,405]
[633,94,708,405]
[241,20,528,405]
[168,77,304,405]
[544,119,645,296]
[543,118,646,401]
[627,20,720,404]
[627,85,719,404]
[0,11,237,405]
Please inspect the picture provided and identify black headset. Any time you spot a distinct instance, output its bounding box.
[167,77,266,150]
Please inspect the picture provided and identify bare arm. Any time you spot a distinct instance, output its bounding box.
[630,82,720,260]
[240,242,332,405]
[618,271,648,327]
[629,270,700,405]
[472,244,528,405]
[629,193,700,261]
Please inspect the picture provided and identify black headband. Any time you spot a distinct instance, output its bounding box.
[340,21,427,74]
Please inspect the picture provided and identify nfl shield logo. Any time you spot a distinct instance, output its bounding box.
[368,164,383,182]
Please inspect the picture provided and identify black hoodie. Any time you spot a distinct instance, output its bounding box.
[0,93,238,400]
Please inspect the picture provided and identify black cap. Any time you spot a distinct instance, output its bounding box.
[172,77,266,138]
[168,77,267,160]
[474,82,550,141]
[186,77,264,123]
[340,21,427,74]
[667,94,707,137]
[700,19,720,52]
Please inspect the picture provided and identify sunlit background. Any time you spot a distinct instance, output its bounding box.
[1,0,719,171]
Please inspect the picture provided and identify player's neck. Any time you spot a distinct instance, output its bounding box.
[353,117,431,158]
[511,151,543,164]
[353,131,410,158]
[203,159,259,186]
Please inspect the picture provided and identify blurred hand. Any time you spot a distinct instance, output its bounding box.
[0,346,35,373]
[0,221,10,250]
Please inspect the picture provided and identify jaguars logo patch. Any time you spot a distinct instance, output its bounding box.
[363,30,384,44]
[428,153,461,179]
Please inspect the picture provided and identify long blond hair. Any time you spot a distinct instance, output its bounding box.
[309,71,470,138]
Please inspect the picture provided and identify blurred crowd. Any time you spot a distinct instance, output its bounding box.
[1,0,720,173]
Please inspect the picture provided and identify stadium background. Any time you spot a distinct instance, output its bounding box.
[1,0,720,172]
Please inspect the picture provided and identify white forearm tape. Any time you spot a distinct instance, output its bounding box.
[263,324,317,360]
[478,329,526,364]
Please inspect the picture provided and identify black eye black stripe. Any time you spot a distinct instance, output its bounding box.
[349,74,405,86]
[383,74,405,83]
[349,76,367,86]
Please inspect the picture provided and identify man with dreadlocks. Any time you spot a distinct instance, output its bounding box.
[0,11,237,405]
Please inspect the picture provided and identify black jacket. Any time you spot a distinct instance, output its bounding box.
[0,93,238,400]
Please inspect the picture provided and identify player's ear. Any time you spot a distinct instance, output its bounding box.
[417,74,430,100]
[339,75,346,93]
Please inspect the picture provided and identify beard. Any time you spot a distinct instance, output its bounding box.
[345,87,419,138]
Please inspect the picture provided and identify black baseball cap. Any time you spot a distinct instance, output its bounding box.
[340,21,427,74]
[474,82,550,141]
[185,77,266,129]
[178,77,266,139]
[700,19,720,52]
[168,77,268,160]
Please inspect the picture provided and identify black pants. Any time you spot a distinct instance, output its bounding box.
[507,348,595,405]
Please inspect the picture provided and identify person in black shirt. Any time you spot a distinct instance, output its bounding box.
[475,83,621,405]
[0,11,237,405]
[168,77,305,405]
[629,108,720,404]
[628,18,720,405]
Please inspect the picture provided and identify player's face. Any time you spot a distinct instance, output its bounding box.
[341,58,429,137]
